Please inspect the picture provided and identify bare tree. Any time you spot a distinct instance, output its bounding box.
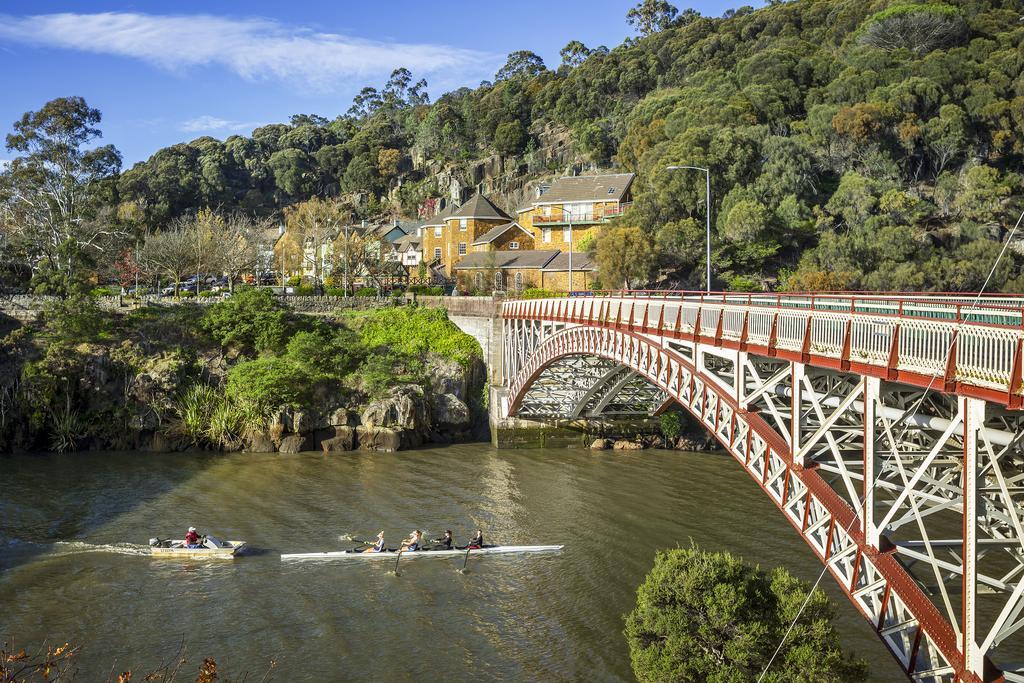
[139,229,192,296]
[216,213,272,292]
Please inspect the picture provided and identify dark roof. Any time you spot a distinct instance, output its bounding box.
[449,193,511,221]
[394,234,421,251]
[541,251,596,271]
[534,173,635,204]
[422,203,457,227]
[471,221,532,245]
[454,250,559,270]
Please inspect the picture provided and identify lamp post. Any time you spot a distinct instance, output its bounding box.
[666,165,712,292]
[564,206,574,295]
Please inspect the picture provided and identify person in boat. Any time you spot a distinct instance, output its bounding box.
[185,526,200,548]
[400,529,423,551]
[432,530,454,550]
[362,531,386,554]
[465,528,484,549]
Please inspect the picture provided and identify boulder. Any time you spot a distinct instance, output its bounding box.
[328,408,351,427]
[246,430,278,453]
[361,385,429,432]
[291,410,312,434]
[432,393,470,429]
[318,426,355,452]
[590,438,611,450]
[426,356,467,400]
[278,433,312,454]
[356,425,402,452]
[612,440,644,451]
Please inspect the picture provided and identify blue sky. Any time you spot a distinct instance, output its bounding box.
[0,1,762,167]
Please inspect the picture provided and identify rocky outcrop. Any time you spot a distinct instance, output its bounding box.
[356,425,402,453]
[361,385,430,432]
[318,426,355,452]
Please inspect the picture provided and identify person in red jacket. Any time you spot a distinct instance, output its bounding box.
[185,526,200,548]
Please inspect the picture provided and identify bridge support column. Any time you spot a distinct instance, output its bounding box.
[962,396,985,680]
[863,376,880,548]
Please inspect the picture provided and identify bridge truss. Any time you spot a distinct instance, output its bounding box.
[500,293,1024,683]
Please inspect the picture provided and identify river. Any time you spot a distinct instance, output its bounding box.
[1,446,902,681]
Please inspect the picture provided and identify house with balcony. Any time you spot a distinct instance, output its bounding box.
[522,172,634,250]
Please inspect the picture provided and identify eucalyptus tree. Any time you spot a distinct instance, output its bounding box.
[0,96,123,294]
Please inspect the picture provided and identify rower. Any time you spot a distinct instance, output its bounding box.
[400,529,423,552]
[362,531,386,554]
[466,528,484,549]
[433,530,453,550]
[185,526,200,548]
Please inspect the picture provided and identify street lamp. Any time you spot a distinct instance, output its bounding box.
[563,206,575,295]
[666,165,712,292]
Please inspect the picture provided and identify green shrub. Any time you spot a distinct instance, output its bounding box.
[659,410,683,442]
[408,285,444,296]
[90,286,116,297]
[625,545,867,683]
[285,327,363,378]
[175,384,220,442]
[201,288,294,354]
[225,356,312,407]
[286,275,303,287]
[355,287,378,297]
[198,290,216,298]
[349,351,424,398]
[324,286,347,297]
[293,284,315,296]
[179,291,195,298]
[345,306,481,368]
[41,295,112,343]
[521,288,564,299]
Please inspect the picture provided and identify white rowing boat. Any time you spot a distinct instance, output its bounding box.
[149,536,246,559]
[280,544,563,560]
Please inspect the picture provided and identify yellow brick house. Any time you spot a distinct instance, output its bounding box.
[421,193,511,277]
[522,172,634,250]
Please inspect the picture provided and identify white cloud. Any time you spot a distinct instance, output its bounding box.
[179,115,262,133]
[0,12,494,91]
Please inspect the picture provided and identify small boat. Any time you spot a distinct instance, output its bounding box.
[149,535,246,559]
[280,544,563,560]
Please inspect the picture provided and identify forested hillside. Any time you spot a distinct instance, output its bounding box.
[7,0,1024,292]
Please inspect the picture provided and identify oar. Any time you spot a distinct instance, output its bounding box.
[458,547,472,574]
[392,548,404,576]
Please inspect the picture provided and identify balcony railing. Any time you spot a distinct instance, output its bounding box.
[533,203,632,225]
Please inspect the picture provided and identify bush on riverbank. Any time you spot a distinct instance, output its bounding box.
[625,545,867,682]
[0,298,484,453]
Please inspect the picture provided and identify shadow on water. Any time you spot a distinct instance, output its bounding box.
[0,450,221,573]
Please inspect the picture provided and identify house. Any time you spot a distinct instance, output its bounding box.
[452,248,596,293]
[420,193,512,277]
[257,224,285,273]
[470,221,534,253]
[521,172,634,250]
[393,234,423,268]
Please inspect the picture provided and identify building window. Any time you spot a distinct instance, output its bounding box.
[433,226,442,237]
[514,272,523,291]
[458,242,467,256]
[543,228,551,243]
[433,247,441,261]
[563,227,571,242]
[509,241,520,250]
[460,218,468,230]
[494,271,503,290]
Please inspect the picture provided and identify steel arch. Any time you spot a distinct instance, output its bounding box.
[504,324,1010,683]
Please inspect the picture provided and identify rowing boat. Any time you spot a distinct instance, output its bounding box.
[280,544,563,560]
[149,536,246,559]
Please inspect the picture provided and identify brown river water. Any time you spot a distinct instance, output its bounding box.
[1,446,901,681]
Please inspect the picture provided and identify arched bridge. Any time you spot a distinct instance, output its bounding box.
[498,292,1024,683]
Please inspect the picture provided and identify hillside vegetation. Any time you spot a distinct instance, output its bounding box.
[4,0,1023,293]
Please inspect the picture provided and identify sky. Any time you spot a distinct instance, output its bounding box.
[0,1,763,167]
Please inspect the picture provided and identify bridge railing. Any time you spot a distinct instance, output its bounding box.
[502,292,1024,406]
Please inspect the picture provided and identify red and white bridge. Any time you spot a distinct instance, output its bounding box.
[498,291,1024,683]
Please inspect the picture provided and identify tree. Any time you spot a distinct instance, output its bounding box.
[595,225,656,289]
[625,546,868,682]
[560,40,592,68]
[214,212,271,293]
[0,96,124,295]
[284,198,348,288]
[858,4,967,55]
[138,228,192,295]
[493,121,527,156]
[495,51,546,82]
[627,0,679,36]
